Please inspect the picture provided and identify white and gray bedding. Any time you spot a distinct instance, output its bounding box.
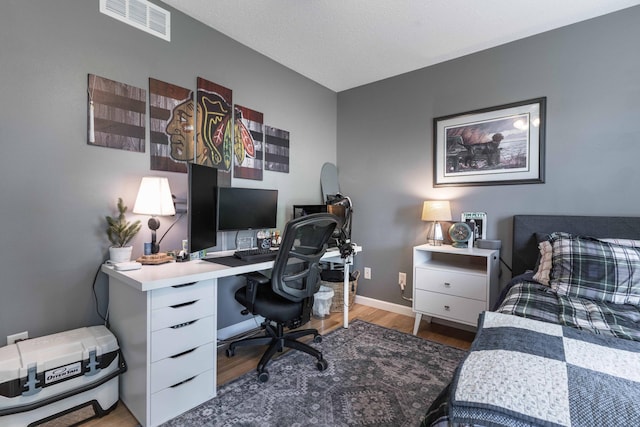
[422,215,640,427]
[449,311,640,426]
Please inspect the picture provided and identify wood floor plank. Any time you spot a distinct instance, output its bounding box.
[84,305,474,426]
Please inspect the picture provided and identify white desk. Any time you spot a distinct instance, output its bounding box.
[102,246,360,427]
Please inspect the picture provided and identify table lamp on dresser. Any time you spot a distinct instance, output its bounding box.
[421,200,451,246]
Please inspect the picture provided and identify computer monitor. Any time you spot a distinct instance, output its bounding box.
[293,204,327,219]
[327,204,346,227]
[188,163,218,253]
[217,187,278,231]
[293,204,346,245]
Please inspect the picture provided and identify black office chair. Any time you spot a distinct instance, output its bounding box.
[226,213,338,382]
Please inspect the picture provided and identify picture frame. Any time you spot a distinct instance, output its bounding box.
[433,97,546,187]
[461,212,487,240]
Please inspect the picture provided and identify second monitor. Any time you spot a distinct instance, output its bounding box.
[217,187,278,231]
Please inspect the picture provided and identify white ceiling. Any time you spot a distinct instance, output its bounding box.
[162,0,640,92]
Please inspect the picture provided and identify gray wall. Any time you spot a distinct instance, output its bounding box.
[0,0,337,341]
[337,6,640,306]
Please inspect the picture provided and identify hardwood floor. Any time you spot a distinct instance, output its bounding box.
[85,305,475,426]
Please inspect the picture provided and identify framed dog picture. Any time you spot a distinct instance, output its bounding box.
[433,98,546,187]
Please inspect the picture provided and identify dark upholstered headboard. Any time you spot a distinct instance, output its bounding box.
[512,215,640,276]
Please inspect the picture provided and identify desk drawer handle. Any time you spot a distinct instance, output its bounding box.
[443,282,451,288]
[444,305,451,311]
[170,319,197,329]
[170,347,197,359]
[172,282,197,288]
[170,300,198,309]
[170,376,196,388]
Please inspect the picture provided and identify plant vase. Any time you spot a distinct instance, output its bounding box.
[109,246,133,263]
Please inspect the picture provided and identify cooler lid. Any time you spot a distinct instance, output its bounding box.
[0,326,118,384]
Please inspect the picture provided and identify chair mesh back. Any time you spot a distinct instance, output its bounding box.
[271,213,338,302]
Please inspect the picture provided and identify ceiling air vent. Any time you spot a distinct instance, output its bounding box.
[100,0,171,42]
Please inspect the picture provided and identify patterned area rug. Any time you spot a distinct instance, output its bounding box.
[162,319,466,427]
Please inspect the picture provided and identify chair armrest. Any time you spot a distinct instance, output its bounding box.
[242,272,270,313]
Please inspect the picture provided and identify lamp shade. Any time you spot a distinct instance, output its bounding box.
[133,177,176,216]
[421,201,452,222]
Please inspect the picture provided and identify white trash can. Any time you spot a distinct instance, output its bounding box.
[312,285,334,318]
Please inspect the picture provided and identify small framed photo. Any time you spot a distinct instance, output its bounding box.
[461,212,487,240]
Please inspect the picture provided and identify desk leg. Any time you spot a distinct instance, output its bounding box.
[343,262,350,328]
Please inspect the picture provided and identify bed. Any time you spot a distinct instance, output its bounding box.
[422,215,640,427]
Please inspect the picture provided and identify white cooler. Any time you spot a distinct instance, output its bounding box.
[0,325,126,426]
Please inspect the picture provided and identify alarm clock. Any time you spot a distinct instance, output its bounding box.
[449,222,473,248]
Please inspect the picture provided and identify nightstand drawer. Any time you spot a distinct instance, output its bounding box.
[151,315,214,362]
[151,280,214,310]
[151,342,215,394]
[414,290,486,325]
[415,267,486,301]
[151,297,215,331]
[150,368,215,426]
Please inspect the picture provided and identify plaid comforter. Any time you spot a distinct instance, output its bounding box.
[449,311,640,426]
[497,279,640,342]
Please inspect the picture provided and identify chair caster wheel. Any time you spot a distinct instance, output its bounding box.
[226,348,235,358]
[257,370,269,383]
[316,358,328,371]
[313,334,323,343]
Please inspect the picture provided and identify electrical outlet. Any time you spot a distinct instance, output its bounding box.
[364,267,371,279]
[398,272,407,289]
[7,331,28,345]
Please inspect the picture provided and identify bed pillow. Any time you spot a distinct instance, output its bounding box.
[599,238,640,248]
[548,232,640,306]
[531,232,550,270]
[532,240,552,286]
[531,234,640,289]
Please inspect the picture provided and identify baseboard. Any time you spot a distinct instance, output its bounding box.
[353,295,414,317]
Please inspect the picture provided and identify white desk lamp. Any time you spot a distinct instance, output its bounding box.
[421,200,452,246]
[133,177,176,254]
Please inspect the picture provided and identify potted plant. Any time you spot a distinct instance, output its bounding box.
[106,197,141,262]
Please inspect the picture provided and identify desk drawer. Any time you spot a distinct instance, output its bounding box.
[151,280,214,310]
[151,297,215,331]
[151,315,214,362]
[150,342,214,394]
[415,290,486,326]
[151,368,215,426]
[415,267,486,301]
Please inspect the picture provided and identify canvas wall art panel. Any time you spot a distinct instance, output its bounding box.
[233,105,264,181]
[196,77,233,186]
[87,74,146,152]
[264,126,290,173]
[149,78,193,173]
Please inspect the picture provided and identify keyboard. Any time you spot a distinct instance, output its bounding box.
[233,248,278,262]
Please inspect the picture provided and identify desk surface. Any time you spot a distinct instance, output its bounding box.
[102,246,361,292]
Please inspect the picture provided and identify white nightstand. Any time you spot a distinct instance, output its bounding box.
[412,244,499,334]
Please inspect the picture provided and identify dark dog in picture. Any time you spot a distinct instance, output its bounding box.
[462,133,503,167]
